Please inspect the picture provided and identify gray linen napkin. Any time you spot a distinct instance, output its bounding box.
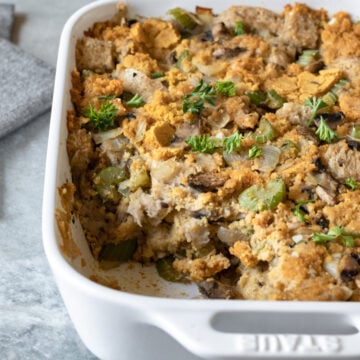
[0,3,14,39]
[0,4,55,138]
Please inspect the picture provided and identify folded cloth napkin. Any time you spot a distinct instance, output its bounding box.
[0,4,55,138]
[0,3,14,39]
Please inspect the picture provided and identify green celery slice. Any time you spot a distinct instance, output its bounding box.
[156,256,185,282]
[239,178,286,212]
[254,118,276,144]
[98,238,137,262]
[94,166,126,201]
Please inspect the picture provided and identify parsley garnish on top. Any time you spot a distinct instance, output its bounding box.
[304,96,328,126]
[182,80,217,114]
[291,199,314,223]
[248,144,262,159]
[185,134,217,153]
[345,177,358,190]
[315,116,337,143]
[311,226,359,247]
[234,20,245,35]
[126,94,145,107]
[86,101,118,131]
[223,132,243,154]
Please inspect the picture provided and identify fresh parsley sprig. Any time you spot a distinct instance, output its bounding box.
[185,134,217,153]
[312,226,359,247]
[215,81,236,97]
[223,132,243,154]
[248,145,262,159]
[234,20,245,35]
[86,101,118,131]
[183,80,217,114]
[304,96,328,126]
[345,177,358,190]
[126,94,145,107]
[315,116,337,143]
[292,199,314,223]
[186,132,243,154]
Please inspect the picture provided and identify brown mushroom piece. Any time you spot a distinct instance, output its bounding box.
[321,140,360,181]
[339,254,360,282]
[314,112,345,130]
[188,172,228,192]
[198,279,237,299]
[212,46,247,59]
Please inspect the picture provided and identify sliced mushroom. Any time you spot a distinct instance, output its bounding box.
[339,254,360,282]
[188,172,228,192]
[212,46,247,59]
[198,279,236,299]
[322,140,360,181]
[314,112,344,130]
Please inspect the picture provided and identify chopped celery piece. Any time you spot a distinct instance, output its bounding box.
[321,91,337,107]
[156,256,185,282]
[176,50,190,71]
[254,118,276,144]
[93,166,126,201]
[321,79,349,107]
[246,90,267,106]
[239,178,286,212]
[296,49,319,66]
[266,89,285,109]
[246,89,284,109]
[169,7,202,32]
[98,238,137,262]
[351,125,360,139]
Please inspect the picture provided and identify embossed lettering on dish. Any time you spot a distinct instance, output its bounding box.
[235,335,341,353]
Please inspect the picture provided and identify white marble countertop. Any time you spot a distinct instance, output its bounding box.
[0,1,98,358]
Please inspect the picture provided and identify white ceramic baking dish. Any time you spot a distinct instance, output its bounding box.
[43,0,360,359]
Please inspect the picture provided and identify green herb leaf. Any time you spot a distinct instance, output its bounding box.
[345,177,358,190]
[291,199,314,223]
[185,134,217,153]
[86,101,118,131]
[312,226,358,247]
[98,94,116,100]
[234,20,245,35]
[315,116,337,143]
[304,96,329,126]
[215,80,236,97]
[150,71,164,79]
[126,94,145,107]
[223,132,243,154]
[248,144,262,159]
[183,80,216,114]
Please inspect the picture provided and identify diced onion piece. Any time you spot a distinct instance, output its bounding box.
[292,234,303,243]
[256,145,280,172]
[92,127,123,144]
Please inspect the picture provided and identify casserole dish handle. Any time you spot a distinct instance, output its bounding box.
[152,310,360,359]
